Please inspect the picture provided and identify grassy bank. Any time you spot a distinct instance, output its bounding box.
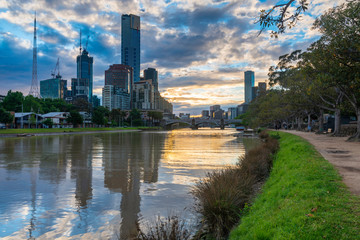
[0,126,160,135]
[230,132,360,239]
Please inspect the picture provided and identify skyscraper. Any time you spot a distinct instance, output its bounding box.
[121,14,140,83]
[144,68,158,91]
[73,49,93,101]
[244,70,255,103]
[105,64,133,93]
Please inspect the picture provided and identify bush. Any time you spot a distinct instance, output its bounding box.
[191,133,279,239]
[191,168,256,239]
[137,215,192,240]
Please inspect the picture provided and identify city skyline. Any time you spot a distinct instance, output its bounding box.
[0,0,345,114]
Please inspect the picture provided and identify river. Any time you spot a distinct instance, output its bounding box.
[0,128,259,239]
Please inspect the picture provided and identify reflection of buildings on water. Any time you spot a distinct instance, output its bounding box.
[102,132,165,239]
[68,135,94,208]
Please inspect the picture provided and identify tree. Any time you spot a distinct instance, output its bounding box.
[23,95,42,113]
[258,0,309,36]
[0,108,13,125]
[67,110,83,127]
[313,1,360,140]
[42,118,53,128]
[92,109,106,126]
[129,109,143,127]
[2,90,24,112]
[73,98,92,112]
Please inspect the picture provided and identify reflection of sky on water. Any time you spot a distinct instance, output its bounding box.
[0,129,259,239]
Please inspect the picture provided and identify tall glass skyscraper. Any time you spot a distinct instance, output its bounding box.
[75,49,93,101]
[121,14,140,83]
[244,70,255,103]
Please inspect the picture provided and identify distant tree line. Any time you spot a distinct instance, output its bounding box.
[244,1,360,141]
[0,90,163,128]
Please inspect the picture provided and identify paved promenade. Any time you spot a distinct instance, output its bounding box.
[282,130,360,195]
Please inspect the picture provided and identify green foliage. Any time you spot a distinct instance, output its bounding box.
[42,118,53,127]
[2,90,24,111]
[230,132,360,239]
[29,115,36,125]
[128,109,143,126]
[0,108,13,124]
[66,110,83,127]
[92,109,106,125]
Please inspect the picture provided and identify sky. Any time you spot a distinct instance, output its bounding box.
[0,0,345,115]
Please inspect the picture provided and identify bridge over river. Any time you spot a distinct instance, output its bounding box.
[163,118,242,129]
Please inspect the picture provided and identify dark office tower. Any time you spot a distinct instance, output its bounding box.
[121,14,140,83]
[144,68,158,91]
[251,86,258,101]
[75,49,93,101]
[244,70,255,103]
[105,64,133,93]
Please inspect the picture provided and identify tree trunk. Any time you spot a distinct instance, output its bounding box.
[348,108,360,142]
[297,117,302,131]
[319,109,324,133]
[333,108,341,136]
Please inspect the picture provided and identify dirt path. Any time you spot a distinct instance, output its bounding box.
[282,130,360,195]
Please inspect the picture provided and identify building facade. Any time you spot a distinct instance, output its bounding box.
[102,85,131,111]
[201,110,209,118]
[210,105,221,119]
[133,80,154,110]
[244,70,255,103]
[74,49,93,102]
[144,68,158,91]
[227,107,238,120]
[251,86,258,101]
[105,64,133,93]
[40,77,67,99]
[121,14,140,83]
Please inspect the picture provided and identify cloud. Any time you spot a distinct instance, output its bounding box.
[0,0,346,114]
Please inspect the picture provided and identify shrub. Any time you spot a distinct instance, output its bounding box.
[259,130,269,139]
[191,168,256,239]
[137,215,192,240]
[191,133,279,239]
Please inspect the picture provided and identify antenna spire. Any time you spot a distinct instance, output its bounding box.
[29,11,41,98]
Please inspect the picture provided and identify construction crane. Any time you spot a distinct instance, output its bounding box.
[51,58,61,79]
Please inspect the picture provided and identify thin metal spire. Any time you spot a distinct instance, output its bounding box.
[29,11,41,98]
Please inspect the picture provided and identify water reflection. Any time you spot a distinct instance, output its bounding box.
[0,129,259,239]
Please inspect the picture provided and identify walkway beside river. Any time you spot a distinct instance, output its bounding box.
[282,130,360,195]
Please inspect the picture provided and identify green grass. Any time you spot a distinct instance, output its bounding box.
[230,131,360,240]
[0,126,160,134]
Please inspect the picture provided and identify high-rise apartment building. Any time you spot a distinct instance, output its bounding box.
[73,49,93,101]
[244,70,255,103]
[102,85,131,111]
[105,64,133,93]
[144,68,158,91]
[121,14,140,83]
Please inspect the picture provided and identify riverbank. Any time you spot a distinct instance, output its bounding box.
[0,127,161,137]
[230,132,360,239]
